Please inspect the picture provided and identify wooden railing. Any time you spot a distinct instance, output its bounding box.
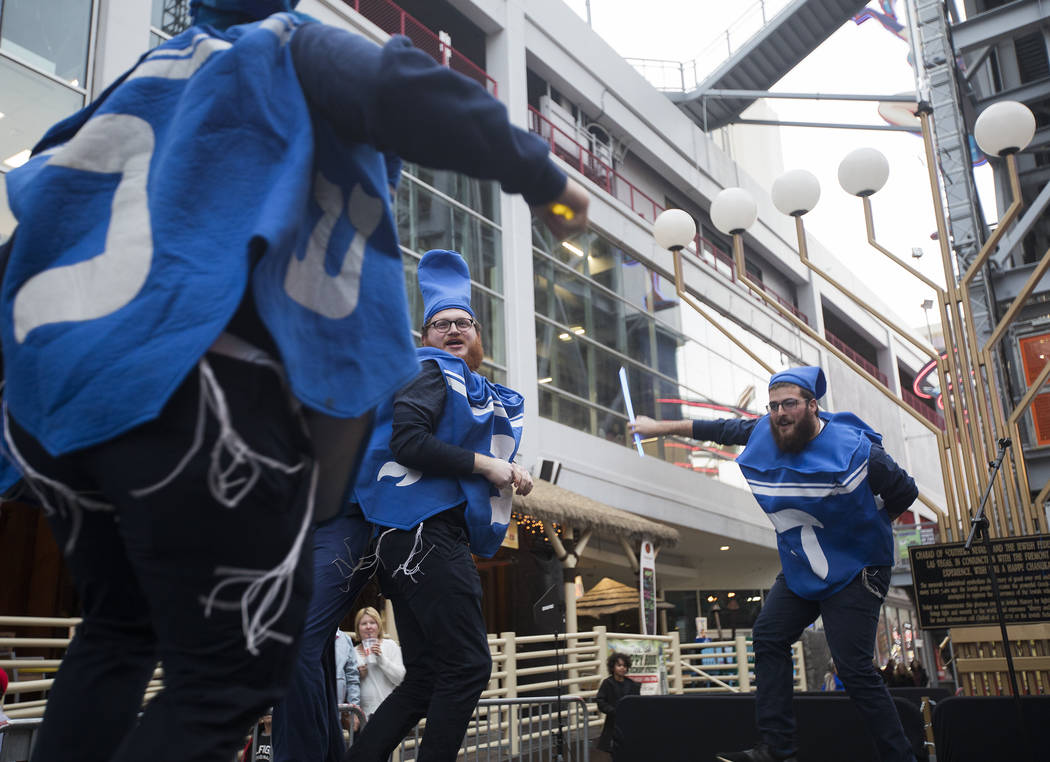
[0,618,808,719]
[949,623,1050,696]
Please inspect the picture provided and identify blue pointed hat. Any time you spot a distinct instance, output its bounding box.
[419,250,475,324]
[769,366,826,399]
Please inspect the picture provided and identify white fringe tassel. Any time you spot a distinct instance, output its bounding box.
[2,403,114,555]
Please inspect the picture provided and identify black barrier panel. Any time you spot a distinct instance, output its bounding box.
[909,535,1050,628]
[613,694,927,762]
[932,695,1050,761]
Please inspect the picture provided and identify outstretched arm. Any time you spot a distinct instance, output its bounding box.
[290,25,587,232]
[631,416,756,446]
[630,416,694,439]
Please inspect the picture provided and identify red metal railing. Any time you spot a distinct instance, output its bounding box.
[342,0,497,95]
[901,387,945,429]
[527,106,810,326]
[528,106,662,223]
[826,331,889,387]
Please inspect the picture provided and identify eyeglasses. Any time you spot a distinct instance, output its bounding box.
[425,317,478,334]
[767,398,807,413]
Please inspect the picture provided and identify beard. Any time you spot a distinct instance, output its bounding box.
[462,335,484,372]
[425,332,485,373]
[769,411,819,454]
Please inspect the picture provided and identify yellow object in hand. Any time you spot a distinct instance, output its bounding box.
[549,202,575,220]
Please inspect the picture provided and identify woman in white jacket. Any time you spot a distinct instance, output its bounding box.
[354,607,406,718]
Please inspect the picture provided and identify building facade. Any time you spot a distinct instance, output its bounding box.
[0,0,949,667]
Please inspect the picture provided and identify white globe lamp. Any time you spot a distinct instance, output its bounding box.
[710,188,757,236]
[974,101,1036,157]
[653,209,697,250]
[772,169,821,217]
[838,148,890,197]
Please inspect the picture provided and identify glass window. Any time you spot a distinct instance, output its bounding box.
[401,162,499,224]
[0,55,84,172]
[0,0,92,84]
[396,173,502,293]
[533,223,774,476]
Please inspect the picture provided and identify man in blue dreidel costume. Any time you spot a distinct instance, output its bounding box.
[349,249,533,762]
[632,367,918,762]
[0,1,587,759]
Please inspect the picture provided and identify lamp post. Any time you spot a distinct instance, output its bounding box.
[842,100,1047,537]
[654,206,775,374]
[651,100,1046,539]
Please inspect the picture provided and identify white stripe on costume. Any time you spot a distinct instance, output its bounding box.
[746,462,868,499]
[129,34,232,82]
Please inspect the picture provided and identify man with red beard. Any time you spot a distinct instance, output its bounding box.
[349,249,531,761]
[632,367,918,762]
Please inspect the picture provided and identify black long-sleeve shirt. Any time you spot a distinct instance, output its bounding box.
[389,360,476,476]
[691,417,917,519]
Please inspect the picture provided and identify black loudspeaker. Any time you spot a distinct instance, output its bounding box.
[533,582,566,634]
[537,457,562,484]
[613,694,927,762]
[932,695,1050,762]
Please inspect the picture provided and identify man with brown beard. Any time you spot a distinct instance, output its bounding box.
[348,249,531,761]
[631,367,918,762]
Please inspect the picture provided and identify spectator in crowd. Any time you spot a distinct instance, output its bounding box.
[909,658,928,687]
[595,653,640,754]
[353,608,405,719]
[334,630,362,733]
[240,712,273,762]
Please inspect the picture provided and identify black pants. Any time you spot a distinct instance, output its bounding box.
[753,568,915,761]
[344,509,491,762]
[9,355,314,762]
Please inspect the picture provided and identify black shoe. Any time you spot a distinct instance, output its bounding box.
[715,746,798,762]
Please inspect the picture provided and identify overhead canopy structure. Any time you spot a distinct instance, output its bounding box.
[512,478,679,549]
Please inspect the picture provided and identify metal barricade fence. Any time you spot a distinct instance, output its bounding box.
[389,696,590,762]
[0,718,42,762]
[0,698,591,762]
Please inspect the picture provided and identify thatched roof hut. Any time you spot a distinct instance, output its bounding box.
[575,577,640,617]
[511,479,679,548]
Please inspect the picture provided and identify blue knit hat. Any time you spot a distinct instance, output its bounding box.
[769,366,826,400]
[190,0,299,29]
[419,250,475,325]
